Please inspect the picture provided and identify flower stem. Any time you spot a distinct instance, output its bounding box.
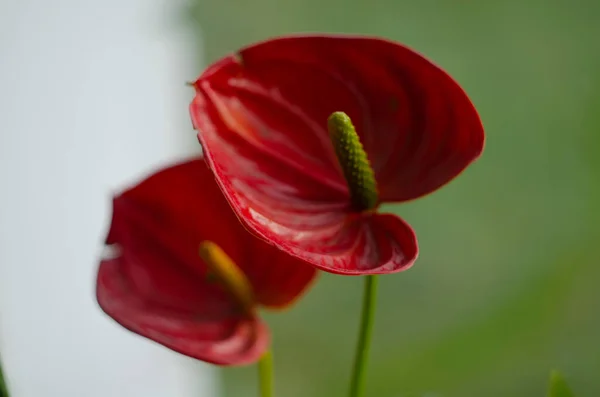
[258,350,274,397]
[349,275,379,397]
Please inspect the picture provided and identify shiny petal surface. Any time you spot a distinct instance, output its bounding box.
[107,159,316,308]
[250,211,419,275]
[191,34,479,273]
[97,257,267,366]
[96,159,316,364]
[193,35,484,204]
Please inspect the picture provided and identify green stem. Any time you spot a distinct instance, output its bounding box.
[258,350,274,397]
[0,355,9,397]
[349,275,379,397]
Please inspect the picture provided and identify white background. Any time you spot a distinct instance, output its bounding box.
[0,0,216,396]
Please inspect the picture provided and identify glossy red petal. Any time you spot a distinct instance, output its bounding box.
[96,159,317,364]
[230,34,485,202]
[110,158,316,308]
[288,212,418,275]
[205,207,417,275]
[191,34,473,274]
[97,257,268,366]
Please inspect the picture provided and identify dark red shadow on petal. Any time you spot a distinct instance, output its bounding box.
[363,43,485,202]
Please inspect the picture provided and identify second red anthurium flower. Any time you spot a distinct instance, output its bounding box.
[96,159,316,366]
[190,34,485,275]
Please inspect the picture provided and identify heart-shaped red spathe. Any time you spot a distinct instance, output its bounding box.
[96,159,317,365]
[190,34,484,275]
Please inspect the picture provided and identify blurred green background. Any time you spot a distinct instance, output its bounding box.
[185,1,600,396]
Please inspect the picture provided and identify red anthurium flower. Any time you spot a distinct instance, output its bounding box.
[95,159,316,366]
[190,34,484,275]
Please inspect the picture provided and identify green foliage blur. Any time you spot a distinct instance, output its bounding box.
[548,371,575,397]
[185,1,600,396]
[0,357,7,397]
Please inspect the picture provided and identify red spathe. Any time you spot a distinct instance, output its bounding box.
[96,159,316,366]
[191,34,485,275]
